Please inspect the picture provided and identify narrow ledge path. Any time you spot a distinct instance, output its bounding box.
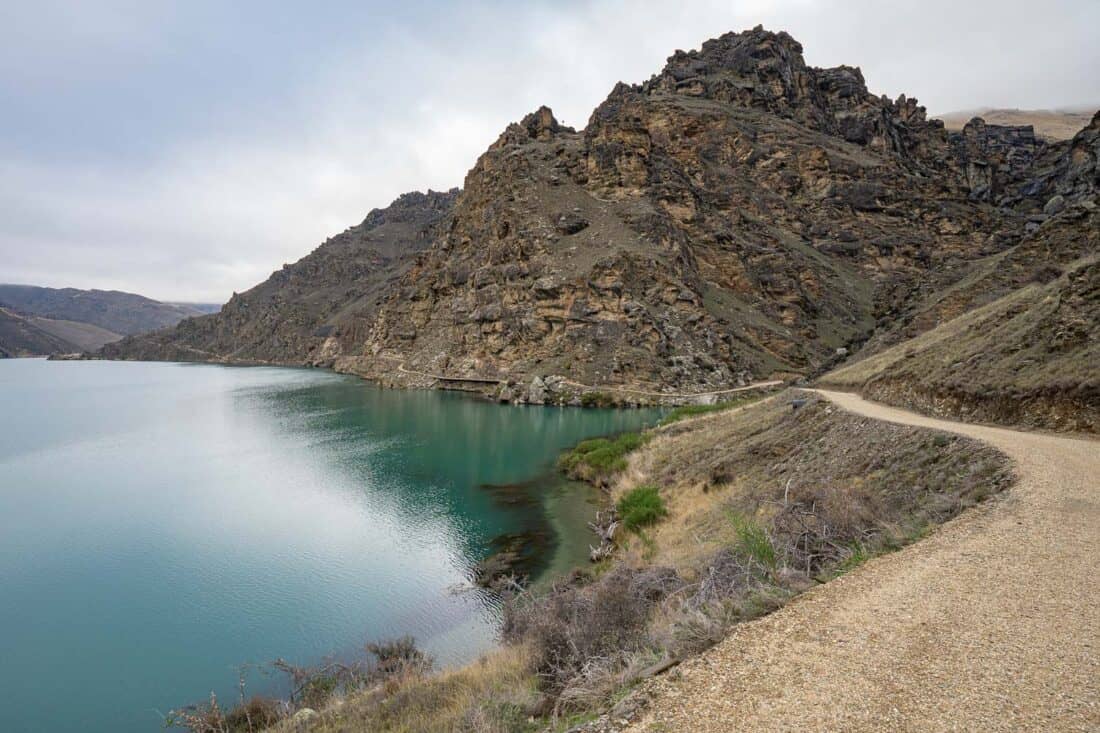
[385,354,784,399]
[621,389,1100,733]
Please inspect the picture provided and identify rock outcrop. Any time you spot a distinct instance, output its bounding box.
[950,117,1042,201]
[348,27,1004,395]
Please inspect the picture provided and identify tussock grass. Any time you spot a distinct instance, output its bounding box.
[617,486,667,531]
[269,645,539,733]
[729,513,778,571]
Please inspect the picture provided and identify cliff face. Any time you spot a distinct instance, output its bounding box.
[102,28,1098,404]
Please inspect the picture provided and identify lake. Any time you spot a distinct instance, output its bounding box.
[0,359,661,732]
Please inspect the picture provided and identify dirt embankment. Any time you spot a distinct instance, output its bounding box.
[617,390,1100,732]
[820,256,1100,434]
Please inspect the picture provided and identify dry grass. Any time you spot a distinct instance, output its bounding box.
[612,391,1011,574]
[493,391,1010,720]
[269,645,540,733]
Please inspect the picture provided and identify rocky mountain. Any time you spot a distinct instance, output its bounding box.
[100,27,1098,417]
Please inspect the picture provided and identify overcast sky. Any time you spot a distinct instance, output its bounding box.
[2,0,1097,302]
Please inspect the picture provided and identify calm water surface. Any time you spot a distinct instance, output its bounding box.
[0,359,660,732]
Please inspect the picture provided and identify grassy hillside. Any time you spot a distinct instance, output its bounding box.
[821,257,1099,433]
[0,308,77,356]
[25,315,122,352]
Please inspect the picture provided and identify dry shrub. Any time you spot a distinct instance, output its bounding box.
[686,547,766,609]
[225,697,282,731]
[769,483,880,574]
[167,637,432,732]
[166,692,283,733]
[502,566,683,708]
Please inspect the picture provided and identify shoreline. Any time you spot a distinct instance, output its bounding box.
[255,388,1018,732]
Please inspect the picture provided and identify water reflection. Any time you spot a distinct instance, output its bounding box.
[0,359,660,733]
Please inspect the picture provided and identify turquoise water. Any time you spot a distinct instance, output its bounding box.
[0,359,660,732]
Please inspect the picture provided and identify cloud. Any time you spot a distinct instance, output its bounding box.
[1,0,1097,302]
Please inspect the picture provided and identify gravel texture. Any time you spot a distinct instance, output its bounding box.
[616,390,1100,732]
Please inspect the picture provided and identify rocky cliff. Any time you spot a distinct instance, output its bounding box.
[101,27,1098,406]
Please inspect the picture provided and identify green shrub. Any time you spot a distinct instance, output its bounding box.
[617,485,667,531]
[730,513,778,570]
[559,432,649,483]
[658,394,762,426]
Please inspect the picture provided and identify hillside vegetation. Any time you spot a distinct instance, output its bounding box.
[821,256,1099,433]
[0,308,78,357]
[0,284,212,356]
[0,284,205,336]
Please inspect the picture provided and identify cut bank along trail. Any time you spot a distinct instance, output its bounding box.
[623,390,1100,732]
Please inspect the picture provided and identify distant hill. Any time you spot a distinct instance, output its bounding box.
[0,285,210,357]
[21,314,123,352]
[0,285,206,337]
[937,107,1097,140]
[0,308,79,357]
[168,302,222,315]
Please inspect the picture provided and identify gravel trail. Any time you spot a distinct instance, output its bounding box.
[622,390,1100,732]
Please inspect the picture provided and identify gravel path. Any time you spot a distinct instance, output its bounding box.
[620,390,1100,732]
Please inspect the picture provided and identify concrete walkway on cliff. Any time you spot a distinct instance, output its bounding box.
[623,390,1100,733]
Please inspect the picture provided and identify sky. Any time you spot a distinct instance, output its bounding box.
[2,0,1098,303]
